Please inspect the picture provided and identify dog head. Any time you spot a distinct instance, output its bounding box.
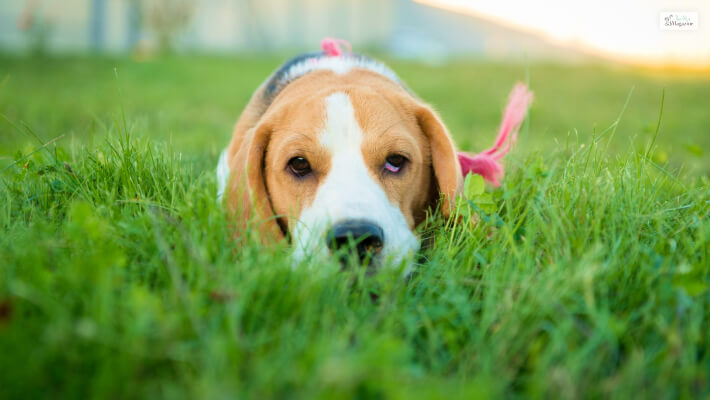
[224,69,462,267]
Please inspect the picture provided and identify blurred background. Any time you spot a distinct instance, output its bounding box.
[1,0,709,173]
[2,0,709,67]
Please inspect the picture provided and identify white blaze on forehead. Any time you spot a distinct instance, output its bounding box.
[291,92,418,268]
[320,92,362,151]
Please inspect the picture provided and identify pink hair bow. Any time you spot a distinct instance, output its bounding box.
[321,37,352,57]
[457,83,533,186]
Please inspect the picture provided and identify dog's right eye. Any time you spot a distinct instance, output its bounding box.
[288,156,312,177]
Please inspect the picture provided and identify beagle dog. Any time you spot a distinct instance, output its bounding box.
[217,47,531,268]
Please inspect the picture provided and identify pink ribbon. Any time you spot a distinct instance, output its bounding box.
[457,83,533,186]
[321,37,352,57]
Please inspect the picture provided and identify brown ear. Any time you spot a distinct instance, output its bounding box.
[224,121,284,242]
[416,105,463,218]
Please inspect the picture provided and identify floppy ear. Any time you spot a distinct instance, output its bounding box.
[224,121,284,242]
[416,105,463,218]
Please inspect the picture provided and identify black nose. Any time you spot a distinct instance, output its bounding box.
[326,219,385,263]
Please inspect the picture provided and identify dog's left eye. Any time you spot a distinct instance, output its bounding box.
[384,154,407,174]
[288,156,312,177]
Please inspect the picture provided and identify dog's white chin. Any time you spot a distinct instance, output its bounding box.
[290,232,419,274]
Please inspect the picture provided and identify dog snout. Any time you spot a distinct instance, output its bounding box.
[326,219,384,263]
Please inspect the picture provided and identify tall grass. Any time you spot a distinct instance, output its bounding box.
[1,102,708,398]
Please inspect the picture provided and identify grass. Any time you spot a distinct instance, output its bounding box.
[1,54,709,398]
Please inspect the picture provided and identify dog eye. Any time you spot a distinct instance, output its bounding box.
[384,154,407,174]
[288,156,312,177]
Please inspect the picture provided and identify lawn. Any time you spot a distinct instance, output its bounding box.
[0,54,709,398]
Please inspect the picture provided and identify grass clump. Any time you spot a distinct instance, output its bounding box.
[0,55,708,398]
[1,124,708,398]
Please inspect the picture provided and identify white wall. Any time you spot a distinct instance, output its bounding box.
[0,0,395,53]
